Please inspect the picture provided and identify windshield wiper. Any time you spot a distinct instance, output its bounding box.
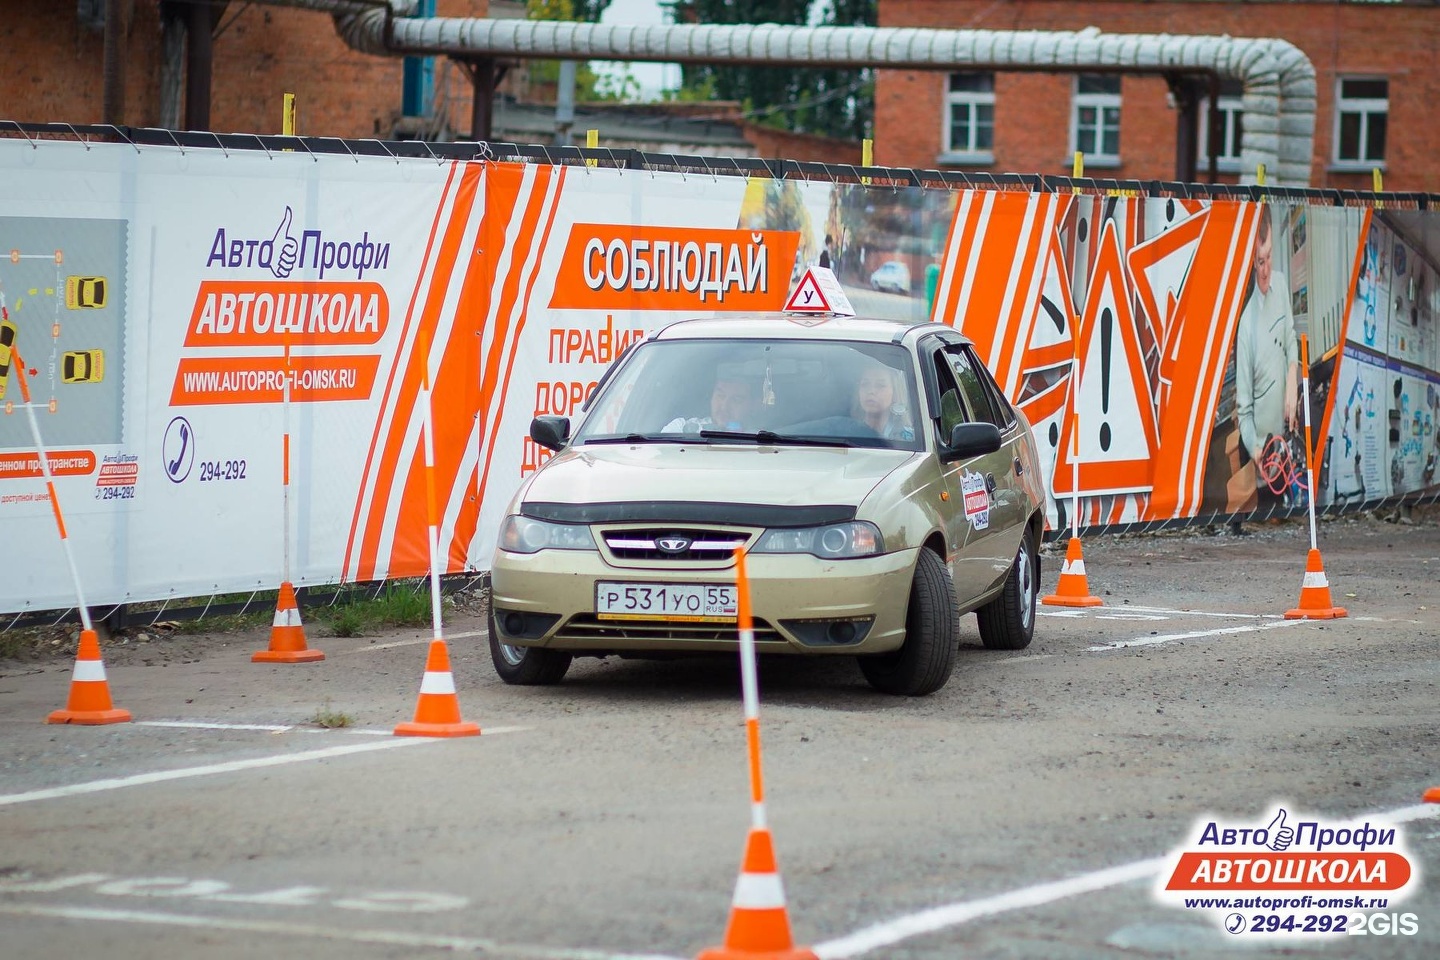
[581,433,695,445]
[699,429,856,448]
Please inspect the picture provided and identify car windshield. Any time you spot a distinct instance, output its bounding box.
[574,337,925,451]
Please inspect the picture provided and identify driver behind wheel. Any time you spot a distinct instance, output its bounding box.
[663,371,764,433]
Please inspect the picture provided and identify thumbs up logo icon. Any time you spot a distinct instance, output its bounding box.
[271,206,299,279]
[1266,809,1295,851]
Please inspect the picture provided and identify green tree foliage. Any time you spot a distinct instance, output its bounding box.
[665,0,876,140]
[571,0,613,21]
[526,0,615,102]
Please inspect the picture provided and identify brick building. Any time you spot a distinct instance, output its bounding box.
[876,0,1440,191]
[2,1,489,139]
[2,1,858,164]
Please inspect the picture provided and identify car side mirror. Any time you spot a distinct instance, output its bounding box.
[530,415,571,452]
[942,422,1002,461]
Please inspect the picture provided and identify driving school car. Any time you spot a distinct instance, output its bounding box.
[489,312,1046,695]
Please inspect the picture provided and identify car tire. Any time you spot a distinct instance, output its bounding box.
[488,607,573,685]
[976,527,1037,650]
[858,548,957,696]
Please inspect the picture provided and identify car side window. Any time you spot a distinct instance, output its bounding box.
[945,348,1003,428]
[930,350,968,442]
[964,345,1017,428]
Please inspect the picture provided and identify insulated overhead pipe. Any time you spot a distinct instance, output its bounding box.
[254,1,1319,185]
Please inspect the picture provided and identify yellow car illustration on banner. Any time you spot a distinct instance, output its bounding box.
[65,276,107,310]
[62,349,104,384]
[0,319,16,399]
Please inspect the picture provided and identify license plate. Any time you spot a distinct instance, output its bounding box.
[595,582,738,622]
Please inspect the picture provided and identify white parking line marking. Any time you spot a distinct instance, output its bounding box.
[138,721,291,732]
[814,803,1440,958]
[988,654,1054,666]
[132,721,529,738]
[344,629,487,654]
[815,857,1169,958]
[1087,618,1310,651]
[0,904,684,960]
[1044,605,1280,621]
[1114,605,1278,620]
[0,739,435,807]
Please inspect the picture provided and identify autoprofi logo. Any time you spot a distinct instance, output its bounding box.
[174,208,392,407]
[205,206,392,281]
[1155,805,1422,940]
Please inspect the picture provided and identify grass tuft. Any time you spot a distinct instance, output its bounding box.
[310,699,353,729]
[328,604,367,638]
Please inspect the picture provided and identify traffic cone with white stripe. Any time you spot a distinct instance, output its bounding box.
[253,581,324,663]
[1284,548,1347,620]
[47,629,131,725]
[394,639,480,738]
[696,827,816,960]
[1041,536,1102,607]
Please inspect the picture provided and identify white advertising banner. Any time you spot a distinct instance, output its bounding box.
[2,139,1436,614]
[0,142,801,613]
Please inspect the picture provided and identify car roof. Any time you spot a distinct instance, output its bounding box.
[653,314,970,346]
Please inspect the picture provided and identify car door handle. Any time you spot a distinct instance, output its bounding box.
[1013,456,1024,477]
[985,473,997,494]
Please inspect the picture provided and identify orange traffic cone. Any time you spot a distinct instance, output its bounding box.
[1284,549,1347,619]
[47,629,131,725]
[394,640,480,738]
[696,828,816,960]
[1424,787,1440,803]
[1041,536,1102,607]
[253,581,325,663]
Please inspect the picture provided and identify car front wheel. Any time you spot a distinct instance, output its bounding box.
[976,527,1037,650]
[858,548,957,696]
[488,608,573,685]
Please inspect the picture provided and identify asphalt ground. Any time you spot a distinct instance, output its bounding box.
[1,509,1438,959]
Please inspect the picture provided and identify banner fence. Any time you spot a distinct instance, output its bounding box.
[3,123,1437,623]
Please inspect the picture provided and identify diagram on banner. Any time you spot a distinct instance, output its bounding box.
[0,217,126,453]
[1053,219,1159,496]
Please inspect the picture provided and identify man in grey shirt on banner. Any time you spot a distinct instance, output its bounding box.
[1235,204,1300,508]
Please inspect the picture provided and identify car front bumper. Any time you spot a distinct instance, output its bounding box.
[490,547,919,655]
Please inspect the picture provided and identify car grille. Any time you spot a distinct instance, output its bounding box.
[600,528,751,563]
[555,614,783,644]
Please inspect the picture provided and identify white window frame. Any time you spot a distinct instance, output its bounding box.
[939,72,995,166]
[1071,75,1122,168]
[1198,95,1244,174]
[1332,76,1388,170]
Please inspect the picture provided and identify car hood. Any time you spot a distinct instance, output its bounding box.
[523,442,914,512]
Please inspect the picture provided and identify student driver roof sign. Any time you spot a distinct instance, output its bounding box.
[783,266,856,316]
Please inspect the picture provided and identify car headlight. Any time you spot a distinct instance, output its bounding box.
[751,521,883,559]
[498,515,597,554]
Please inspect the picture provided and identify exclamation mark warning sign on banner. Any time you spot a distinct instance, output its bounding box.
[1053,218,1159,497]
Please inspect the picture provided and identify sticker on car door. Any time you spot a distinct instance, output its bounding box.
[960,470,990,529]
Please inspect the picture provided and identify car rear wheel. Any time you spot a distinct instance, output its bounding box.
[488,607,572,685]
[977,527,1037,650]
[858,547,957,696]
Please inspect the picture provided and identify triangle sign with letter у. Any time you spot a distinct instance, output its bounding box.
[783,266,856,316]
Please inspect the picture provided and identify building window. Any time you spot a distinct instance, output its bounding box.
[941,72,995,164]
[1334,77,1388,167]
[1199,81,1244,173]
[1072,74,1121,166]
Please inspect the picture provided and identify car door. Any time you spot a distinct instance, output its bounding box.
[923,343,1012,596]
[941,344,1028,594]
